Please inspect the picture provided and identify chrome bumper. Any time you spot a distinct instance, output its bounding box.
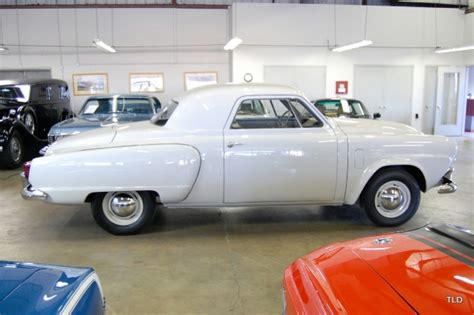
[21,173,48,201]
[438,168,457,194]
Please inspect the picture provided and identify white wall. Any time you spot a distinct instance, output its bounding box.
[231,3,471,130]
[0,8,230,112]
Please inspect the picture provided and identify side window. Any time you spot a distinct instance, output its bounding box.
[59,85,70,100]
[289,99,323,128]
[38,85,52,101]
[231,98,300,129]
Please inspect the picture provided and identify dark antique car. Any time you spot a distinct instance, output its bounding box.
[0,79,72,168]
[312,98,381,119]
[47,94,161,144]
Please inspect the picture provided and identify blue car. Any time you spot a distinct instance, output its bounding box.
[47,94,161,144]
[0,261,105,315]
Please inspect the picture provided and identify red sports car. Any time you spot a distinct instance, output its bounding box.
[283,224,473,314]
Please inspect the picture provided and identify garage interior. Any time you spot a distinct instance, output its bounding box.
[0,0,473,314]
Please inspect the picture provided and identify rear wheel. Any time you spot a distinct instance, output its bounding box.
[1,131,24,169]
[91,191,156,235]
[361,170,420,227]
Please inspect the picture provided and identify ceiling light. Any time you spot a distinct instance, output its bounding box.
[0,46,8,51]
[435,45,474,54]
[92,39,116,53]
[332,40,373,53]
[224,37,243,51]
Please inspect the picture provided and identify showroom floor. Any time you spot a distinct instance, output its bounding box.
[0,138,472,315]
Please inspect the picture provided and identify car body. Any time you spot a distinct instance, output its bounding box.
[312,98,379,119]
[283,224,473,314]
[48,94,161,144]
[22,84,457,234]
[0,260,105,314]
[0,79,72,168]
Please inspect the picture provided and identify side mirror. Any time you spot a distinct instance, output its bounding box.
[373,112,381,119]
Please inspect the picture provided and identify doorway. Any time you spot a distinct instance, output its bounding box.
[353,65,413,124]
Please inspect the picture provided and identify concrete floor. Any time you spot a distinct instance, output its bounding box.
[0,138,472,315]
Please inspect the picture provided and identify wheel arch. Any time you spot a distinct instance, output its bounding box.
[345,164,427,205]
[85,190,161,203]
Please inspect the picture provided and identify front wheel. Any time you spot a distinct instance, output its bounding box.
[361,170,420,227]
[0,131,24,169]
[91,191,156,235]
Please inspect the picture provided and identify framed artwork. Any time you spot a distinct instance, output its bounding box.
[184,72,218,91]
[129,73,164,93]
[72,73,108,96]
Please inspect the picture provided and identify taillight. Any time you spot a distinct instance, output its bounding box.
[23,161,31,179]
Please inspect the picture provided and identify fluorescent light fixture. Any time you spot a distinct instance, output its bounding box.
[435,45,474,54]
[0,46,8,51]
[92,39,116,53]
[332,40,373,53]
[224,37,242,51]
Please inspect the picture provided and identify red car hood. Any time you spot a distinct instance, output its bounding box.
[284,225,473,315]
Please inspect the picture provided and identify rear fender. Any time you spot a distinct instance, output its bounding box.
[29,144,202,204]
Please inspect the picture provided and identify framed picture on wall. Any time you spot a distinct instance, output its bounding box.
[184,72,218,91]
[129,73,164,93]
[72,73,108,96]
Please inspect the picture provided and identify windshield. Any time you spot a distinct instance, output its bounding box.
[313,99,370,118]
[0,86,28,103]
[80,97,153,116]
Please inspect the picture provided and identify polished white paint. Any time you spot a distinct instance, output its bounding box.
[29,84,457,208]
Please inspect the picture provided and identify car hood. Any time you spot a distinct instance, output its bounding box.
[294,225,473,314]
[0,261,94,314]
[333,118,423,136]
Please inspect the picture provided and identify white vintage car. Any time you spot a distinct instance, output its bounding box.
[22,84,457,235]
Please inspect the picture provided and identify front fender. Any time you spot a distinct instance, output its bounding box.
[343,136,457,205]
[0,119,46,159]
[344,160,427,205]
[29,144,202,204]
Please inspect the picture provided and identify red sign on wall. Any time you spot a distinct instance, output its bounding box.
[335,81,348,95]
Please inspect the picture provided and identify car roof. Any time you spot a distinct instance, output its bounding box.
[167,83,307,130]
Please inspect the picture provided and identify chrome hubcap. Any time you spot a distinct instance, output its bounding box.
[111,196,137,217]
[10,137,22,163]
[380,188,402,210]
[375,181,411,218]
[103,192,143,226]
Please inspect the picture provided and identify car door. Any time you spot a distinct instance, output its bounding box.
[223,96,339,204]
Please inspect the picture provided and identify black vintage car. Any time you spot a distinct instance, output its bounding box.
[0,79,72,168]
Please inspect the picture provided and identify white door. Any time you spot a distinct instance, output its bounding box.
[354,66,413,124]
[223,97,338,204]
[434,67,466,136]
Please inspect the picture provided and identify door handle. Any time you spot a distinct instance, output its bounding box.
[436,106,441,110]
[227,142,243,148]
